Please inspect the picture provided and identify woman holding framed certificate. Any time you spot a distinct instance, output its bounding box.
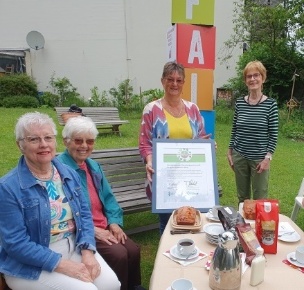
[139,61,210,234]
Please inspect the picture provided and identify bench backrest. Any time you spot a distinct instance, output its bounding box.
[54,107,123,125]
[89,147,150,214]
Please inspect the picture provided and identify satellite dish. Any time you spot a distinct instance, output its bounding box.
[26,31,45,50]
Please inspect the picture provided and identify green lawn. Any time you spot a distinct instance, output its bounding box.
[0,107,304,289]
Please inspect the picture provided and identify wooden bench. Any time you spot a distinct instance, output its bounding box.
[54,107,129,136]
[88,147,158,235]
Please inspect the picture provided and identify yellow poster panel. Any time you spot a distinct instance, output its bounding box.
[182,68,213,110]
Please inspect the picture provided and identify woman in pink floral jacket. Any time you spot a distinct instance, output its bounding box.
[139,61,210,234]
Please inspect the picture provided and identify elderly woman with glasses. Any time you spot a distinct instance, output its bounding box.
[0,112,120,290]
[57,116,143,290]
[227,60,279,204]
[139,61,211,234]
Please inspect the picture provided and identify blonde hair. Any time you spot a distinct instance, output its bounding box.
[243,60,267,82]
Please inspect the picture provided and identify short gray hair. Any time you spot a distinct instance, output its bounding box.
[161,61,185,79]
[15,112,57,141]
[62,116,99,139]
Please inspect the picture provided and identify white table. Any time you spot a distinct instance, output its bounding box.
[149,213,304,290]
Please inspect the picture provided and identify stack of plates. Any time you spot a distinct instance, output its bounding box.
[203,223,225,245]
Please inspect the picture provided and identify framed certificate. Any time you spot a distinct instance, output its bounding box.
[151,139,219,213]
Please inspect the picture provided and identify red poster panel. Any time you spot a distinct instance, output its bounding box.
[176,24,215,69]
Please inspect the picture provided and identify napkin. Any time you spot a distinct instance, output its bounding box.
[279,222,295,235]
[164,249,207,266]
[283,259,304,273]
[205,251,249,275]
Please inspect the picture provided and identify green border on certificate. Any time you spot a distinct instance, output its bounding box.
[152,139,219,213]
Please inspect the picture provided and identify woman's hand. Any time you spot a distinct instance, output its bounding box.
[94,227,118,245]
[145,154,154,182]
[256,159,270,173]
[109,223,127,244]
[227,149,234,171]
[55,258,93,282]
[81,249,101,281]
[202,133,212,139]
[146,163,154,182]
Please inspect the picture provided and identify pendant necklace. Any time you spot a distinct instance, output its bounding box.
[164,98,184,117]
[248,94,263,106]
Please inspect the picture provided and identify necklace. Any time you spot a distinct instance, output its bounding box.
[248,94,263,106]
[30,166,53,180]
[163,98,184,117]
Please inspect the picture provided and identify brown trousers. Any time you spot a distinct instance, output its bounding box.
[96,237,141,290]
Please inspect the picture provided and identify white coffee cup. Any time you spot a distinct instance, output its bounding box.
[209,205,222,217]
[171,278,193,290]
[295,245,304,264]
[176,238,195,256]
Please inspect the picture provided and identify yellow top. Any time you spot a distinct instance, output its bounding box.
[164,110,192,139]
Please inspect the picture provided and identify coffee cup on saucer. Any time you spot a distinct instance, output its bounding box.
[209,205,222,218]
[171,278,193,290]
[176,238,195,256]
[295,245,304,264]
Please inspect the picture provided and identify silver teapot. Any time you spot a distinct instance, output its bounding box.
[209,229,241,290]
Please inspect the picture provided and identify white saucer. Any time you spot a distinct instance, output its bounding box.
[169,245,199,260]
[203,223,225,236]
[279,231,301,242]
[287,252,304,267]
[166,287,197,290]
[205,211,220,222]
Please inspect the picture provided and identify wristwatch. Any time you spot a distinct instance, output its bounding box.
[265,155,272,161]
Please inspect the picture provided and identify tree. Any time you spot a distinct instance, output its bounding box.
[222,0,304,105]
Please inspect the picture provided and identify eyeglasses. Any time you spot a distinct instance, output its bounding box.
[72,138,95,145]
[21,135,56,144]
[165,78,184,85]
[246,73,261,80]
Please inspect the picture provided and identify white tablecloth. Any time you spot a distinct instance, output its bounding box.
[149,214,304,290]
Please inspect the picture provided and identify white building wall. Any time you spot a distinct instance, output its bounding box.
[0,0,242,99]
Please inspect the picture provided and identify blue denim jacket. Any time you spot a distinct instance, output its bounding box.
[0,156,96,280]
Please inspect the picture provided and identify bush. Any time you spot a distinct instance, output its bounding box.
[215,99,234,124]
[2,95,39,108]
[48,74,81,106]
[62,95,88,107]
[0,74,38,102]
[89,87,112,107]
[40,92,60,107]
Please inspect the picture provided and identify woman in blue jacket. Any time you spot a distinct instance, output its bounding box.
[57,116,142,290]
[0,112,120,290]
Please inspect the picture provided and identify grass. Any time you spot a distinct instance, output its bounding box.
[1,107,304,289]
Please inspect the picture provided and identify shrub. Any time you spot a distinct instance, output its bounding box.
[40,92,60,107]
[109,79,133,111]
[48,73,81,106]
[62,95,88,107]
[0,74,38,102]
[89,87,112,107]
[2,95,39,108]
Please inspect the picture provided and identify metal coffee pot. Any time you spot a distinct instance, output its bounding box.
[209,229,241,290]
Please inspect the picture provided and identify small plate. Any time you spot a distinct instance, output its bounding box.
[287,252,304,268]
[171,209,202,230]
[203,223,224,236]
[205,211,220,222]
[169,245,200,260]
[279,231,301,242]
[166,286,197,290]
[278,222,301,243]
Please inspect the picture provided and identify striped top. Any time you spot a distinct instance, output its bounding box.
[228,97,278,160]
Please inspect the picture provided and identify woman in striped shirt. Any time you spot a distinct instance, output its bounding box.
[227,60,278,203]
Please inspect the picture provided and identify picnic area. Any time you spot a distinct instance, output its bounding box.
[0,106,304,289]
